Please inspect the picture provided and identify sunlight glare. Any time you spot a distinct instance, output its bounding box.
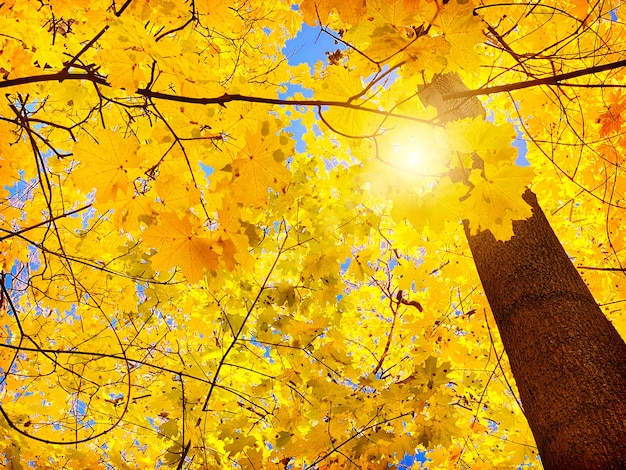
[391,137,428,173]
[386,125,447,176]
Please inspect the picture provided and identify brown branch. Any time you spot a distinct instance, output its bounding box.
[443,59,626,100]
[372,303,398,376]
[0,70,430,123]
[0,71,108,88]
[5,57,626,124]
[63,0,133,69]
[137,89,427,122]
[0,205,91,241]
[577,265,626,272]
[201,228,288,412]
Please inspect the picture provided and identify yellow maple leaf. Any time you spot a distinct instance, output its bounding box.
[228,124,292,206]
[447,117,517,166]
[470,419,488,434]
[569,0,590,20]
[142,211,221,282]
[464,163,534,240]
[596,92,626,137]
[111,192,157,231]
[154,175,202,215]
[435,1,485,72]
[311,66,381,136]
[71,129,144,204]
[104,49,150,90]
[216,202,256,270]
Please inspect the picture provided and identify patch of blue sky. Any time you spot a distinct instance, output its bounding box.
[26,243,41,272]
[35,304,82,328]
[145,416,157,430]
[5,170,32,210]
[279,83,313,100]
[135,282,147,302]
[198,161,214,178]
[513,121,530,166]
[133,439,148,453]
[311,120,324,137]
[80,202,97,229]
[14,386,35,400]
[248,335,274,362]
[397,449,428,468]
[0,251,35,325]
[283,24,341,71]
[486,419,498,434]
[278,86,314,156]
[285,119,308,153]
[71,397,88,421]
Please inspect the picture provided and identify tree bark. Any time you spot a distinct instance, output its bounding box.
[464,189,626,469]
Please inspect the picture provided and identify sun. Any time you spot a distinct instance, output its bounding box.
[390,136,429,173]
[385,125,448,176]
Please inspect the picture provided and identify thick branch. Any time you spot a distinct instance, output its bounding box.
[0,70,429,123]
[443,59,626,100]
[0,71,108,88]
[4,57,626,122]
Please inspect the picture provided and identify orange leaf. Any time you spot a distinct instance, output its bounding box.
[597,95,626,137]
[300,0,367,26]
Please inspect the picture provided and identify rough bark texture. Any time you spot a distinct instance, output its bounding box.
[464,189,626,469]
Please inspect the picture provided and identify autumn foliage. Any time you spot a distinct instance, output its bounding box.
[0,0,625,468]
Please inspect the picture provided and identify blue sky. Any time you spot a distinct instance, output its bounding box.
[283,24,340,73]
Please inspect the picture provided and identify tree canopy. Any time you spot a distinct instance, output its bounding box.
[0,0,624,468]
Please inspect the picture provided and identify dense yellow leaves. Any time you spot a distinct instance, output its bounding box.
[310,65,383,136]
[72,129,145,204]
[301,0,367,26]
[446,118,535,239]
[0,0,624,468]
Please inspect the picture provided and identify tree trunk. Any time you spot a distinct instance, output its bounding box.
[464,189,626,469]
